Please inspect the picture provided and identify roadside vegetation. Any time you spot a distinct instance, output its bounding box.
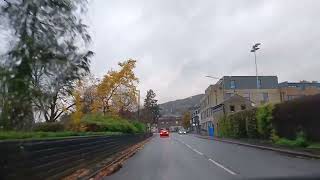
[0,131,123,140]
[0,1,159,141]
[218,95,320,150]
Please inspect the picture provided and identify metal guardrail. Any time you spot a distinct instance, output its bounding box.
[0,133,152,180]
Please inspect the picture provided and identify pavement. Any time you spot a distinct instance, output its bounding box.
[104,133,320,180]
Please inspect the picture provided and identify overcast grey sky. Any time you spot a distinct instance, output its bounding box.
[87,0,320,103]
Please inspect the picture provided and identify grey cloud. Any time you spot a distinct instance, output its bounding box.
[87,0,320,103]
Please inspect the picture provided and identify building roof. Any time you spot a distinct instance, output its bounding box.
[279,81,320,88]
[221,76,278,89]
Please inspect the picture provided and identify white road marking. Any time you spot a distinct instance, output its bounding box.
[174,135,237,176]
[192,149,204,156]
[208,158,237,175]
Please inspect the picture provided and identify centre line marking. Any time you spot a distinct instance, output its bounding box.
[192,149,204,156]
[208,158,237,175]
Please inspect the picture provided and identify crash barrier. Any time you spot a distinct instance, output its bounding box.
[0,133,152,180]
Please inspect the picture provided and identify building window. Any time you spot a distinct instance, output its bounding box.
[263,92,269,102]
[258,79,262,88]
[230,80,236,89]
[287,95,301,100]
[225,93,233,99]
[241,104,246,110]
[288,85,298,88]
[229,105,235,112]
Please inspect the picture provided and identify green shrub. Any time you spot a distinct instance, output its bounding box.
[218,109,258,139]
[275,138,297,147]
[218,116,231,138]
[245,108,259,138]
[80,114,139,134]
[295,131,308,147]
[256,104,274,139]
[131,121,146,133]
[270,128,280,143]
[275,131,309,148]
[33,122,65,132]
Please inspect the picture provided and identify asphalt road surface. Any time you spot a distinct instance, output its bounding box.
[104,133,320,180]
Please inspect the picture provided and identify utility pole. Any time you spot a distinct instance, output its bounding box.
[137,90,140,121]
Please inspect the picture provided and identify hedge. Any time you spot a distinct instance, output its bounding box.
[80,114,146,134]
[218,94,320,142]
[218,108,257,138]
[33,122,65,132]
[272,94,320,141]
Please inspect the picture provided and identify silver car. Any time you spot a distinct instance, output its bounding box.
[178,129,187,134]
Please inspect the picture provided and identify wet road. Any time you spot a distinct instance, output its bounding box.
[104,133,320,180]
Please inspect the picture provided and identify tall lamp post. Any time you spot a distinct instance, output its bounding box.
[250,43,261,89]
[137,89,140,121]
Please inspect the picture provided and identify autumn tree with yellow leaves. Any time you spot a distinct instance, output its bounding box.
[92,59,139,116]
[182,112,191,129]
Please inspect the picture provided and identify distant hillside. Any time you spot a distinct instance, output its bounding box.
[159,94,204,116]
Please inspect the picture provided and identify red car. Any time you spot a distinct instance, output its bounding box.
[160,129,169,137]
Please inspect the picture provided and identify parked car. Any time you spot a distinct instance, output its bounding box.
[178,129,187,135]
[160,129,169,137]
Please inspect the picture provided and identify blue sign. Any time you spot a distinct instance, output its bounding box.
[208,126,214,137]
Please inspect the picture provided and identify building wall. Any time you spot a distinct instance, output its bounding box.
[157,116,182,132]
[199,85,214,126]
[212,96,253,136]
[279,87,320,102]
[224,89,281,106]
[199,76,280,134]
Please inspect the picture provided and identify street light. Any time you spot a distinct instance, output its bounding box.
[205,75,220,80]
[205,75,224,90]
[251,43,261,89]
[137,89,141,121]
[205,75,225,103]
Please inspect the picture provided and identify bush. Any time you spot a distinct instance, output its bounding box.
[275,131,309,148]
[245,108,259,138]
[218,108,258,139]
[80,114,141,134]
[131,121,146,133]
[33,122,65,132]
[256,104,274,139]
[218,116,231,138]
[270,128,280,143]
[272,94,320,141]
[228,112,247,138]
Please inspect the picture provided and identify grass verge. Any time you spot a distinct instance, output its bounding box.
[307,143,320,149]
[0,131,122,140]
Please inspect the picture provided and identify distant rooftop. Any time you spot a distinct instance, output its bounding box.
[221,76,278,89]
[279,81,320,88]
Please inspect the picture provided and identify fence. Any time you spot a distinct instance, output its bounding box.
[0,133,152,180]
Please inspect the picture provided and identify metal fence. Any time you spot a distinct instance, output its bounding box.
[0,133,152,180]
